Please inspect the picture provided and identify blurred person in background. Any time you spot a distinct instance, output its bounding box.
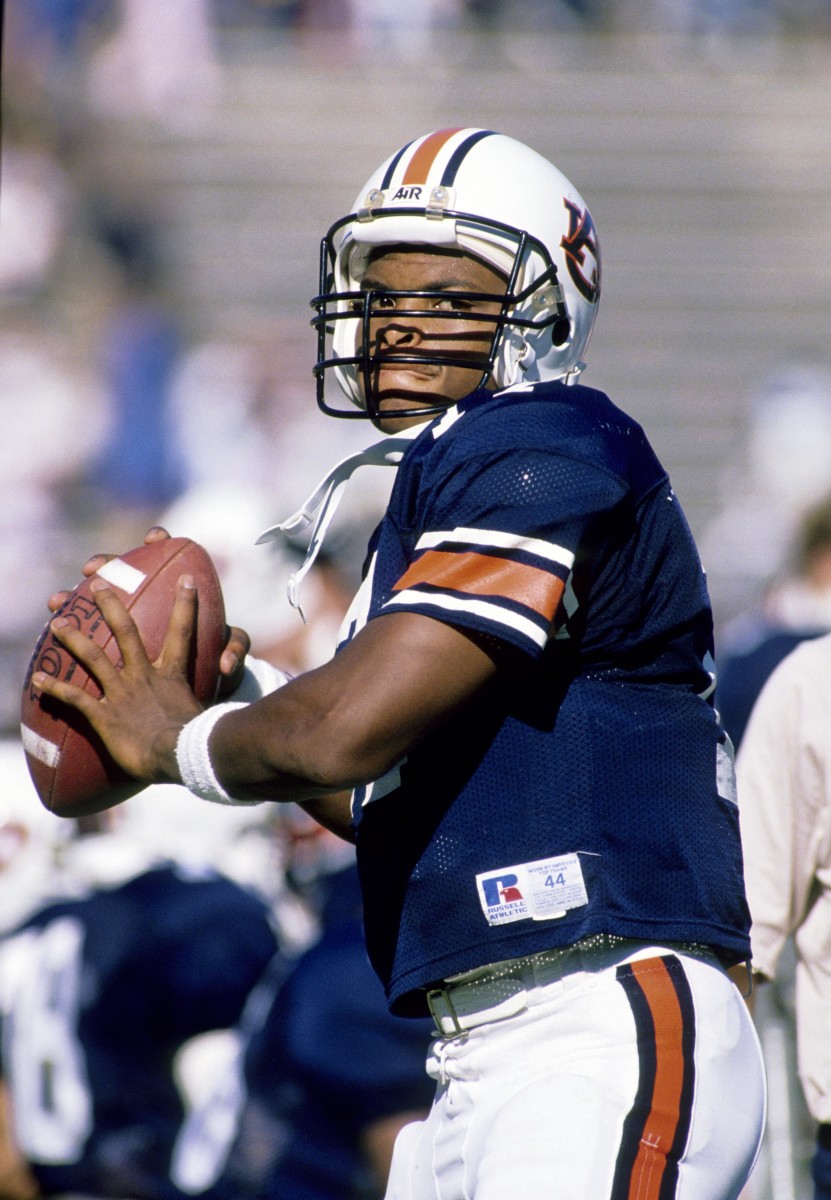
[0,112,110,734]
[0,321,99,733]
[172,815,436,1200]
[84,0,221,130]
[0,749,280,1200]
[716,490,831,750]
[736,633,831,1200]
[700,363,831,636]
[650,0,778,36]
[81,203,187,535]
[348,0,463,60]
[2,0,115,127]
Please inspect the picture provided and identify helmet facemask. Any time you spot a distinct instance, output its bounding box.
[311,207,572,425]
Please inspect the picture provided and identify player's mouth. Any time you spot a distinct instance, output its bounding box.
[377,373,441,394]
[371,361,445,399]
[373,354,442,379]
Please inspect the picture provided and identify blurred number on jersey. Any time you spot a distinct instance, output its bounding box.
[0,918,93,1160]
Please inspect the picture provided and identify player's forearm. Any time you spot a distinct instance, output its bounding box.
[195,690,358,835]
[204,669,394,802]
[178,612,499,807]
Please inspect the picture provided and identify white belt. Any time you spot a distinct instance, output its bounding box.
[425,935,716,1038]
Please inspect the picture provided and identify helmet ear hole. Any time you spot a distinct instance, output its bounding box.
[551,317,571,347]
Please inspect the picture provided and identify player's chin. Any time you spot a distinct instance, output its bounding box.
[372,396,445,433]
[365,379,446,431]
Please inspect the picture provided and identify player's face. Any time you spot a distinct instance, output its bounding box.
[357,245,509,432]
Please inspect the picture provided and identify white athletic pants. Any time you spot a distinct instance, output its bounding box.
[385,947,766,1200]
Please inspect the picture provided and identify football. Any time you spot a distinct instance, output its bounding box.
[20,537,227,817]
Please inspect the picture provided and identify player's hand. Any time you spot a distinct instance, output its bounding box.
[216,624,250,696]
[47,526,250,688]
[33,573,203,784]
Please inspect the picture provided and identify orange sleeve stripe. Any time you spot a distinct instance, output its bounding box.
[402,129,464,184]
[624,958,688,1200]
[392,549,565,622]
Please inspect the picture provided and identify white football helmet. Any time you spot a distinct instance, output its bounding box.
[312,127,601,422]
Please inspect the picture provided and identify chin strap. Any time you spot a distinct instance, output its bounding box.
[255,429,421,622]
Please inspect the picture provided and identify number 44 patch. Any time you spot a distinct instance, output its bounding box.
[475,853,589,927]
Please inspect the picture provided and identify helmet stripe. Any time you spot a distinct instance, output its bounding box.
[401,127,466,184]
[379,138,417,190]
[439,129,496,186]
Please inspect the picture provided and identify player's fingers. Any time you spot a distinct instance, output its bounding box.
[82,553,113,578]
[30,665,105,721]
[43,611,124,690]
[217,626,250,697]
[144,526,171,544]
[86,577,154,668]
[220,625,251,678]
[48,589,73,614]
[155,575,197,675]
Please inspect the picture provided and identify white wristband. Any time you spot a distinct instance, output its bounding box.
[175,703,262,806]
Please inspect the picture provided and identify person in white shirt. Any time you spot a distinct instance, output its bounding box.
[737,631,831,1200]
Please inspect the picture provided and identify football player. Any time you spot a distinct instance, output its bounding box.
[0,807,279,1200]
[35,129,767,1198]
[171,830,435,1200]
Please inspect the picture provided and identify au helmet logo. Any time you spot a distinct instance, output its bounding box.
[561,199,601,305]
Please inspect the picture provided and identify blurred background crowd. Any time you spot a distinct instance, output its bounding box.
[2,1,831,1197]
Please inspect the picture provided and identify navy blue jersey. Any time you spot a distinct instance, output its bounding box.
[176,867,435,1200]
[0,864,278,1200]
[338,381,751,1015]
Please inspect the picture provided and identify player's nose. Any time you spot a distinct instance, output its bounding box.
[378,321,423,347]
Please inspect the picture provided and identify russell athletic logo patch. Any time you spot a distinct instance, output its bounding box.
[476,853,589,926]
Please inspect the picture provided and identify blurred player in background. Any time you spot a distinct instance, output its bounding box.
[172,816,435,1200]
[736,634,831,1200]
[36,128,766,1198]
[0,753,279,1200]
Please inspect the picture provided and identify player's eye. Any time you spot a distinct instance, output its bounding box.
[433,295,475,313]
[350,289,396,313]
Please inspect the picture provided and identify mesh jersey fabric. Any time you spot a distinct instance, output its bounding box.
[339,381,750,1016]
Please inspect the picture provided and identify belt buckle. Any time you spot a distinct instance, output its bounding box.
[426,986,469,1039]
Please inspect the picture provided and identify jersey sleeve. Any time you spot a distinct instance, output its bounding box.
[381,445,626,657]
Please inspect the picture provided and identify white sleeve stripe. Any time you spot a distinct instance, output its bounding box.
[383,588,548,649]
[415,526,574,569]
